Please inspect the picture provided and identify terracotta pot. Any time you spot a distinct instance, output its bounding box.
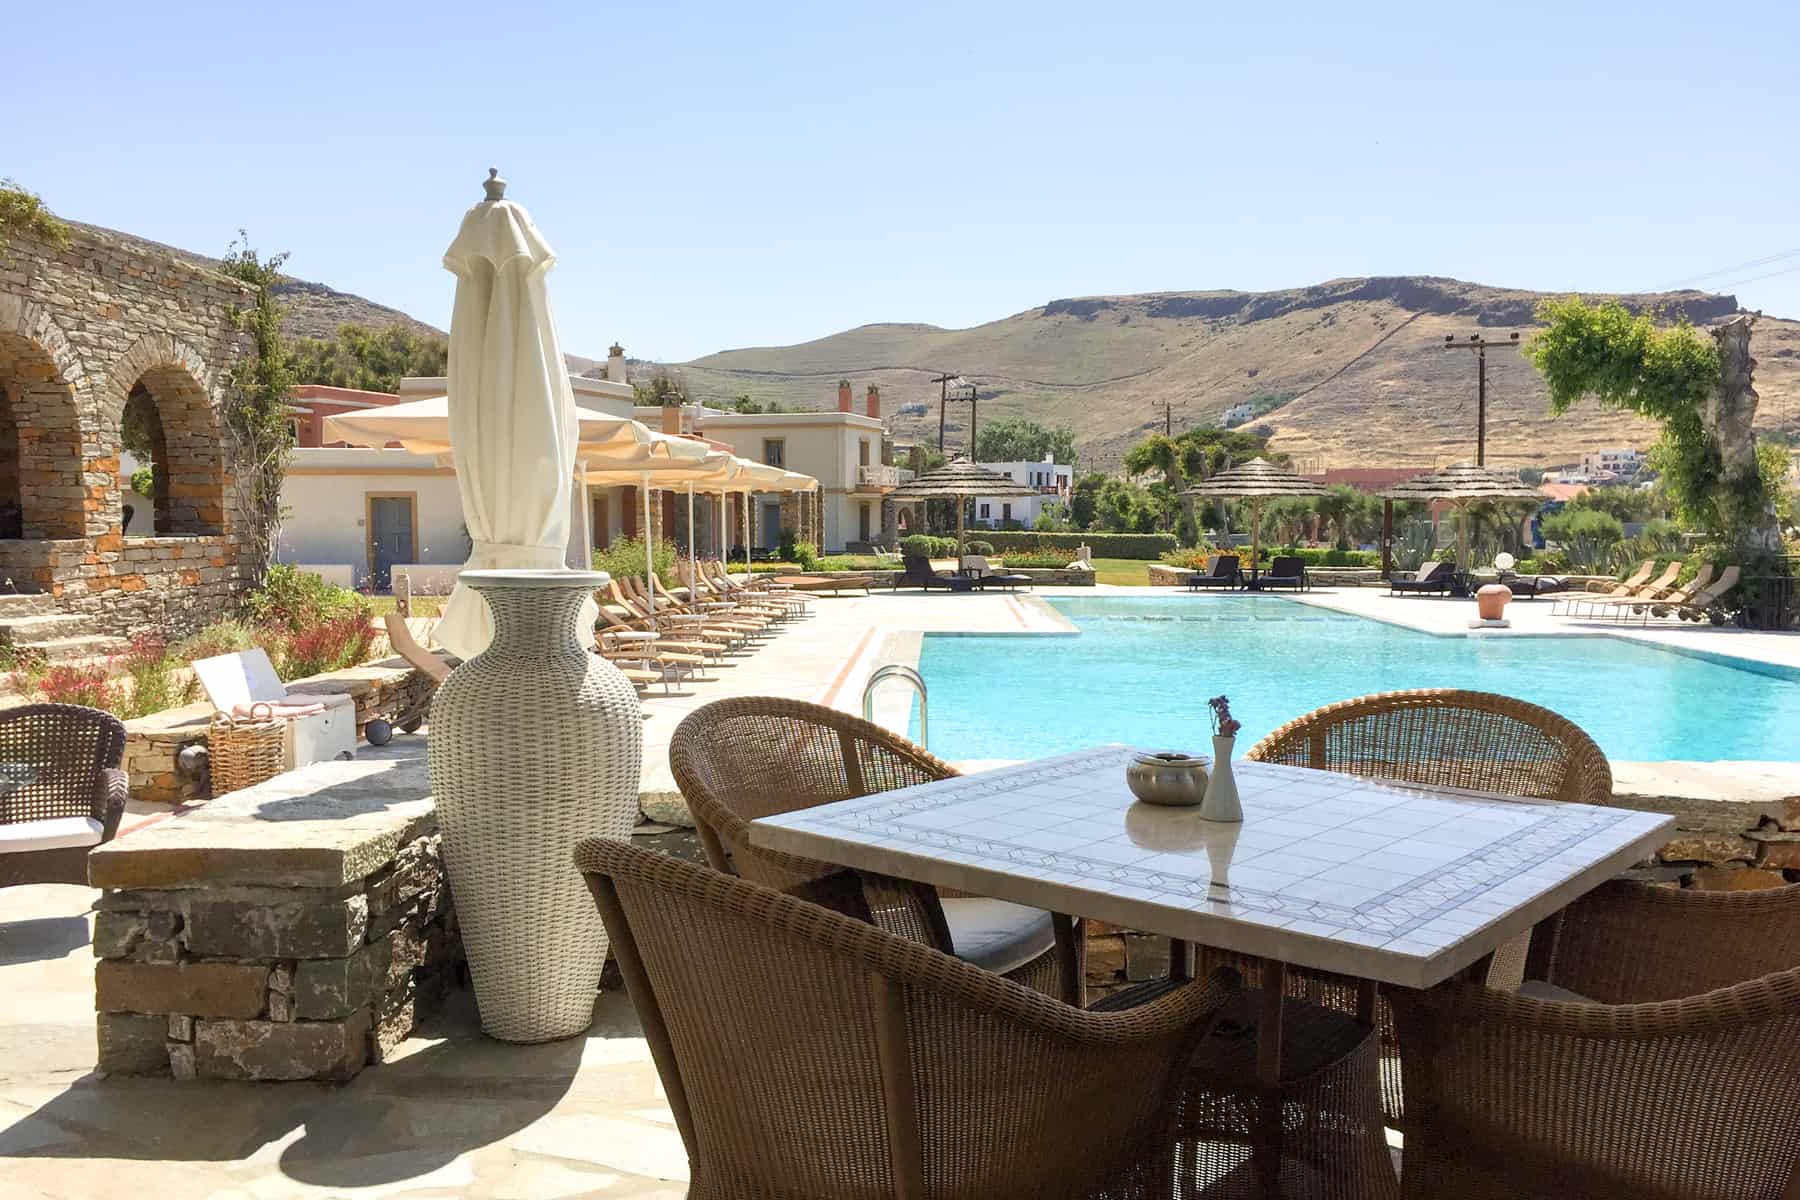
[1476,583,1513,621]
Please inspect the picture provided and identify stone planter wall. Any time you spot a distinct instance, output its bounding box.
[90,742,462,1082]
[123,655,438,806]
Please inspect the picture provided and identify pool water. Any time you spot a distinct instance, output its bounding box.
[914,595,1800,763]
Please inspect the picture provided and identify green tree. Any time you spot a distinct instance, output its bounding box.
[1567,486,1655,524]
[1530,299,1775,549]
[289,324,448,393]
[974,417,1077,464]
[1070,472,1107,529]
[1312,485,1360,550]
[218,234,296,591]
[633,367,687,406]
[0,179,70,251]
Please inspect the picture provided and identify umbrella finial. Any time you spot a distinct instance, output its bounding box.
[482,168,507,202]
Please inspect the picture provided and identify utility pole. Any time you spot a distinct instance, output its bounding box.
[1162,401,1173,438]
[1442,333,1521,466]
[931,372,955,455]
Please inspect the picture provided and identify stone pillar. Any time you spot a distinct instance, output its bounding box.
[879,499,898,546]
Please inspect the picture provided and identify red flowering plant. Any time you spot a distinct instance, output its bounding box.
[1207,695,1241,739]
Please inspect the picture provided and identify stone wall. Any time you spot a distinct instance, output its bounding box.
[90,742,462,1082]
[0,223,256,636]
[123,655,438,806]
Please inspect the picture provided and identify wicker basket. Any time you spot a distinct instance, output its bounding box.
[208,703,285,796]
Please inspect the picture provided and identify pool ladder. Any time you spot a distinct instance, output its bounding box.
[862,664,928,750]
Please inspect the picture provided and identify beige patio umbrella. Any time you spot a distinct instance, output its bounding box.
[322,394,651,459]
[1379,461,1545,569]
[583,442,728,624]
[1180,457,1325,569]
[432,171,599,661]
[888,458,1037,551]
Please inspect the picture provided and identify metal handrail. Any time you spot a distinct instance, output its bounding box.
[862,663,928,749]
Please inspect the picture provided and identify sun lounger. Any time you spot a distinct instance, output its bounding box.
[1254,555,1309,592]
[958,554,1033,592]
[1387,560,1455,596]
[1573,561,1687,618]
[1497,570,1568,598]
[1637,565,1739,624]
[1186,554,1241,590]
[771,573,874,595]
[895,554,971,592]
[1552,560,1654,614]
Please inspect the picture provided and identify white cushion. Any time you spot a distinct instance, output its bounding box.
[0,816,104,853]
[942,898,1056,975]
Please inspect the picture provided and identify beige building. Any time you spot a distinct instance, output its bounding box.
[673,382,910,552]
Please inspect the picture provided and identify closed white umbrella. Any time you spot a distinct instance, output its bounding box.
[431,170,598,660]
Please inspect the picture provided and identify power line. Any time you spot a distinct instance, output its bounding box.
[1710,263,1800,291]
[1659,248,1800,290]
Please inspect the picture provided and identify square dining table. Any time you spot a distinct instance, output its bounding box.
[750,745,1675,1189]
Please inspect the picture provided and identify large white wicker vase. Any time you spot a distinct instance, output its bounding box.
[429,569,642,1042]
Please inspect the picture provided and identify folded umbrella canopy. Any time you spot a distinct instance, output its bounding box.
[428,171,601,660]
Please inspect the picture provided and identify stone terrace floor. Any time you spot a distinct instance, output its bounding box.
[1,881,689,1199]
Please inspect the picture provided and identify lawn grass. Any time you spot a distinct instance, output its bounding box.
[1087,557,1154,586]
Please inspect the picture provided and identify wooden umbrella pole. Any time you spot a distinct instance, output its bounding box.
[686,483,696,594]
[641,473,656,629]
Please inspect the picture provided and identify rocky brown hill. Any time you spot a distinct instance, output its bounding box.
[679,277,1799,470]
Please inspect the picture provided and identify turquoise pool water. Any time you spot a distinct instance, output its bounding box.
[914,595,1800,763]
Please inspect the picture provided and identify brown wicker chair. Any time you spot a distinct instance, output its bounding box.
[1389,966,1800,1199]
[0,703,129,888]
[1238,688,1613,1127]
[576,836,1241,1200]
[670,695,1086,1004]
[1246,688,1613,804]
[1524,878,1800,1003]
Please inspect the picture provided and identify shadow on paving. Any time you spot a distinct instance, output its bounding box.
[0,987,637,1190]
[0,915,90,966]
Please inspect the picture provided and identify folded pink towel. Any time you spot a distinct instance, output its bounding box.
[232,701,327,720]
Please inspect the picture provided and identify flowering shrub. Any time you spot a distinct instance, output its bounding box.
[277,609,376,681]
[176,620,258,663]
[114,633,197,717]
[32,663,118,711]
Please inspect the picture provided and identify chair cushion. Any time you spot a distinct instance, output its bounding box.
[942,898,1056,975]
[1515,979,1597,1005]
[0,816,105,853]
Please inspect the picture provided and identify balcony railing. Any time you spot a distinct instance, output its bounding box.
[857,464,913,489]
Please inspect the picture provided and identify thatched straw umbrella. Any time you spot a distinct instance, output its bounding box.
[1181,458,1326,569]
[1379,461,1545,569]
[888,459,1039,551]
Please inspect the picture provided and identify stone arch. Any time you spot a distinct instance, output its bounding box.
[104,335,226,537]
[0,298,88,540]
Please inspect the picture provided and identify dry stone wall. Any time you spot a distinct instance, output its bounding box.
[0,224,256,636]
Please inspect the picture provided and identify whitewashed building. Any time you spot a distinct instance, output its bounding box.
[970,455,1072,530]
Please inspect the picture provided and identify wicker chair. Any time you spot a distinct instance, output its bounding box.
[0,703,129,888]
[1247,688,1613,804]
[1389,967,1800,1199]
[1524,878,1800,1003]
[670,696,1086,1004]
[576,836,1241,1200]
[1238,688,1613,1126]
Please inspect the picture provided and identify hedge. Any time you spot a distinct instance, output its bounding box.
[981,531,1178,560]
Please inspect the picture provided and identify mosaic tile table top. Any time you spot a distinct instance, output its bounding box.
[752,745,1673,988]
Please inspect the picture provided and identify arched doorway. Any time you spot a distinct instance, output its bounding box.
[0,331,83,540]
[120,362,224,536]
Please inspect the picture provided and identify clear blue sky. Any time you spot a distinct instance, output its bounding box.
[11,0,1799,363]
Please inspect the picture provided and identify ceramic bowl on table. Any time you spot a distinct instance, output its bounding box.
[1124,751,1210,807]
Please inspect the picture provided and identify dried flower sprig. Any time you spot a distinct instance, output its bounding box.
[1208,695,1241,739]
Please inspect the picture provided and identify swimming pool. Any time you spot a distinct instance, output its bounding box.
[914,595,1800,763]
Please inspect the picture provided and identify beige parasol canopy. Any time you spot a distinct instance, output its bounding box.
[1379,462,1545,568]
[322,394,653,460]
[888,458,1038,550]
[1181,457,1326,567]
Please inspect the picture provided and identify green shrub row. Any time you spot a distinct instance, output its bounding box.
[901,535,960,558]
[980,531,1177,560]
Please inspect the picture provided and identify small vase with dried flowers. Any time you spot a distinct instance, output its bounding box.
[1203,695,1244,822]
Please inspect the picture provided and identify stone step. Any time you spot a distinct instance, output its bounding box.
[0,593,57,619]
[9,634,130,664]
[0,612,97,646]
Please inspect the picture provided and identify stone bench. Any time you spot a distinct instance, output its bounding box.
[89,738,462,1082]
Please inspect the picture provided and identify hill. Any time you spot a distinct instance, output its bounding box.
[678,277,1800,470]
